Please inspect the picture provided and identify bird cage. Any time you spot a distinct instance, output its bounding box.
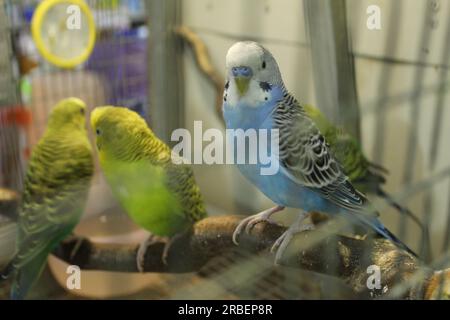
[0,0,449,301]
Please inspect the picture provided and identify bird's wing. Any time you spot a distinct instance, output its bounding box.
[164,160,207,224]
[303,104,376,184]
[14,138,93,268]
[274,94,376,216]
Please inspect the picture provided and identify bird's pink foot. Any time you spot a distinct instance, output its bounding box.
[271,211,313,265]
[232,205,285,245]
[136,234,169,272]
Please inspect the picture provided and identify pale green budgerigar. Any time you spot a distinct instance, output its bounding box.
[90,106,206,271]
[303,104,422,229]
[1,98,94,299]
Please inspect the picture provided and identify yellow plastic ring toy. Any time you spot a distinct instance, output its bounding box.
[31,0,96,69]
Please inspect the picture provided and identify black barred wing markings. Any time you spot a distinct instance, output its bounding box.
[14,136,93,269]
[273,91,372,215]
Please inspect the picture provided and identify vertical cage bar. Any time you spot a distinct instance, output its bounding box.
[401,0,434,260]
[147,0,184,144]
[304,0,361,139]
[0,1,22,190]
[304,0,361,296]
[372,0,402,164]
[444,182,450,252]
[423,0,450,255]
[0,1,19,106]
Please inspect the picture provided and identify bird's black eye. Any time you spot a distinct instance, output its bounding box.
[262,61,266,69]
[80,108,85,115]
[96,128,101,135]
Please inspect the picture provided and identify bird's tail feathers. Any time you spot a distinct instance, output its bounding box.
[10,252,49,300]
[353,168,386,195]
[376,188,424,231]
[364,216,418,258]
[367,161,389,175]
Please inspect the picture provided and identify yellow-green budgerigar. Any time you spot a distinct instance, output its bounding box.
[90,106,206,271]
[303,104,422,229]
[1,98,94,299]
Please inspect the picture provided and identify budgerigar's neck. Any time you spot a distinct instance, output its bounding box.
[44,126,91,150]
[223,79,284,130]
[46,121,86,134]
[100,132,171,165]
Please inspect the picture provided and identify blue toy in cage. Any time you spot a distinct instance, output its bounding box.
[86,26,149,117]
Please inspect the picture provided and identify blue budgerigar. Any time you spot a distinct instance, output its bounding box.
[222,41,416,264]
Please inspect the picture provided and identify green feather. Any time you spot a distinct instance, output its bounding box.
[91,106,206,238]
[303,104,384,192]
[302,104,423,230]
[7,98,93,299]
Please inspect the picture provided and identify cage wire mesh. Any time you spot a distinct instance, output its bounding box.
[0,2,24,191]
[0,0,449,300]
[1,0,149,187]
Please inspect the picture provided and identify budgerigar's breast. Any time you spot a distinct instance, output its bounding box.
[236,161,334,213]
[223,90,282,130]
[223,97,341,215]
[100,158,190,237]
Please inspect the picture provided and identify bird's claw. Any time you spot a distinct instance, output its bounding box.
[232,206,285,245]
[271,223,314,265]
[69,237,85,261]
[244,216,276,234]
[136,234,169,272]
[233,215,276,245]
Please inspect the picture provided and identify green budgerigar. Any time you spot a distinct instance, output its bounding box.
[1,98,94,299]
[90,106,206,271]
[303,104,422,228]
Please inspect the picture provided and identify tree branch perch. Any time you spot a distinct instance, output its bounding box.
[53,215,449,299]
[176,26,225,120]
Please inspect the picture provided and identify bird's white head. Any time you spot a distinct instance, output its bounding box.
[225,41,283,102]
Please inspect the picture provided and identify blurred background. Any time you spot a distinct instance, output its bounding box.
[0,0,449,299]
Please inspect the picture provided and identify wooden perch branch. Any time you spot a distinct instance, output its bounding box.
[176,26,225,120]
[53,215,449,299]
